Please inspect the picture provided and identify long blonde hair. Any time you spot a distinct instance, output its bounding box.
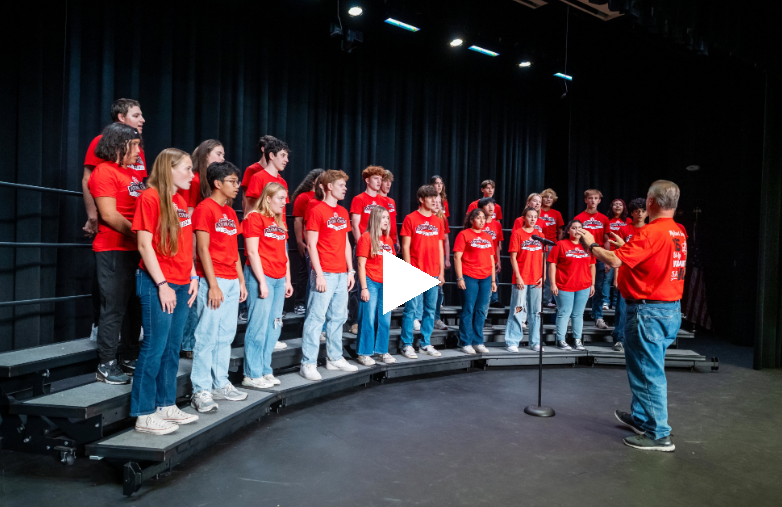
[366,205,390,257]
[147,148,190,256]
[251,182,287,230]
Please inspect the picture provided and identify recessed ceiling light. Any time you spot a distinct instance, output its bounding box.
[348,6,363,16]
[519,61,532,67]
[450,38,464,47]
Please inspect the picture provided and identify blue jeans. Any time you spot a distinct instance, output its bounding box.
[602,268,617,308]
[401,284,438,347]
[489,285,499,304]
[458,275,491,346]
[624,301,681,440]
[554,287,590,342]
[611,294,626,344]
[131,271,190,417]
[180,301,197,351]
[244,268,286,377]
[414,285,443,322]
[356,278,391,356]
[302,271,348,364]
[592,261,605,320]
[190,277,239,392]
[506,284,542,347]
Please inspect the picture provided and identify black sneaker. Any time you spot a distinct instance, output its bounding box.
[96,360,131,385]
[120,358,137,375]
[180,350,193,359]
[614,410,644,435]
[623,434,675,452]
[489,301,505,309]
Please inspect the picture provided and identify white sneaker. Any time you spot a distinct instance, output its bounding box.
[506,345,519,353]
[243,376,274,389]
[420,345,442,357]
[274,341,287,350]
[556,341,572,351]
[326,357,359,371]
[460,345,477,354]
[376,353,396,364]
[433,319,449,330]
[263,374,281,385]
[574,339,586,351]
[135,413,178,435]
[603,304,610,310]
[212,382,248,401]
[89,324,98,341]
[529,344,545,352]
[320,332,327,342]
[299,363,322,381]
[595,318,609,330]
[356,355,376,366]
[522,322,527,329]
[413,319,421,332]
[474,344,489,353]
[157,405,199,425]
[401,346,418,359]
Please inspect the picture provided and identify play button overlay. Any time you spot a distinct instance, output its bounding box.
[382,251,440,314]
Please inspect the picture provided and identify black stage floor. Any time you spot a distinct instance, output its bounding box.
[1,335,779,507]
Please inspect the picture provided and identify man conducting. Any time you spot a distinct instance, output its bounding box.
[576,180,686,452]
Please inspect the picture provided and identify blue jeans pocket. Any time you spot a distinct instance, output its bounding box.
[639,308,680,342]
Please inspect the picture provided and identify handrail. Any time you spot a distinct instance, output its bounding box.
[0,181,82,197]
[0,295,91,308]
[0,243,92,248]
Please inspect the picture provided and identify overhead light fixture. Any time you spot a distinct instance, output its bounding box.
[468,45,499,57]
[450,38,464,47]
[519,61,532,67]
[348,6,363,16]
[385,18,420,32]
[554,72,573,80]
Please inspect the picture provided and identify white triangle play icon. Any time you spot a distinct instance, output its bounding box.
[382,251,440,315]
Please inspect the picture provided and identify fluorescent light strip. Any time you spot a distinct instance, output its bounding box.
[468,45,499,57]
[554,73,573,81]
[385,18,420,32]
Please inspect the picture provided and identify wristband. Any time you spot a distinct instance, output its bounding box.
[456,277,464,281]
[190,276,198,280]
[589,242,600,252]
[155,280,168,287]
[348,270,356,275]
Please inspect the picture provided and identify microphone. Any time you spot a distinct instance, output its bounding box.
[532,235,555,247]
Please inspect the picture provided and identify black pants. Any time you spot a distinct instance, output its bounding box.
[347,244,359,326]
[96,250,142,364]
[293,250,308,307]
[91,253,101,325]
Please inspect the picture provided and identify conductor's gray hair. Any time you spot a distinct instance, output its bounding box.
[647,180,680,210]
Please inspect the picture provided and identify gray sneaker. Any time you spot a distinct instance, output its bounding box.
[191,391,219,413]
[574,339,585,351]
[212,382,248,401]
[96,360,131,385]
[614,410,644,435]
[556,341,572,351]
[613,341,624,352]
[433,319,449,330]
[595,318,609,330]
[623,434,675,452]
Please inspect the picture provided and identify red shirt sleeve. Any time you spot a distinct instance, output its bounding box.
[292,193,310,217]
[88,165,120,198]
[547,243,561,264]
[84,135,104,168]
[400,216,413,237]
[132,191,160,234]
[356,233,371,258]
[242,213,262,238]
[192,203,211,232]
[453,231,467,252]
[508,230,521,253]
[495,204,503,220]
[496,223,504,242]
[306,206,323,232]
[556,211,564,228]
[350,195,364,215]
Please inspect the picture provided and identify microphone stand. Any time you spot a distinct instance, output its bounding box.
[525,241,555,417]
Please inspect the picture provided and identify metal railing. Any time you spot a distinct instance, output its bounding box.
[0,181,82,197]
[0,295,91,308]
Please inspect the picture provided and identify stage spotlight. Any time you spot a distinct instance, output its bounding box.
[385,18,420,32]
[554,72,573,80]
[450,38,464,47]
[348,6,363,16]
[519,61,532,67]
[468,45,499,57]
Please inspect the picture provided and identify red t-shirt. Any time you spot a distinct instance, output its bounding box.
[575,211,610,247]
[356,231,394,283]
[606,217,628,251]
[400,210,444,277]
[306,202,350,273]
[466,200,502,221]
[243,212,289,279]
[192,198,242,279]
[547,240,595,292]
[177,172,202,209]
[132,188,193,285]
[508,228,544,285]
[245,168,289,201]
[350,192,389,234]
[453,229,495,279]
[88,162,146,252]
[481,220,504,249]
[538,209,564,242]
[615,218,687,301]
[384,196,398,242]
[623,224,643,242]
[84,134,147,177]
[292,191,315,218]
[439,214,450,234]
[241,162,263,191]
[443,200,450,218]
[303,198,322,228]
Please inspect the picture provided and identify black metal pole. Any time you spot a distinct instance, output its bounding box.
[525,243,555,417]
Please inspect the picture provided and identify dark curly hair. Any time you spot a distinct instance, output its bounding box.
[291,168,325,204]
[464,209,486,230]
[94,123,142,165]
[628,197,647,215]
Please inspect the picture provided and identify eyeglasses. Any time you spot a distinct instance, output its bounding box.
[223,179,240,186]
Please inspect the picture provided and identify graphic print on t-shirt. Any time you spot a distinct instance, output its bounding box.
[327,213,348,231]
[215,215,238,235]
[521,238,543,251]
[670,228,687,282]
[470,237,493,249]
[264,223,287,240]
[581,218,604,232]
[127,177,145,197]
[175,203,191,228]
[565,247,590,259]
[415,221,440,237]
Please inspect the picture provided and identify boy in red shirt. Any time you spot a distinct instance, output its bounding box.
[574,189,611,329]
[400,185,445,359]
[539,188,565,307]
[466,179,503,222]
[241,135,276,214]
[301,170,358,381]
[244,138,289,214]
[380,170,399,251]
[480,198,504,309]
[189,162,248,413]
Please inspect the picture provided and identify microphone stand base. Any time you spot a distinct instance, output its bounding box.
[525,405,556,417]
